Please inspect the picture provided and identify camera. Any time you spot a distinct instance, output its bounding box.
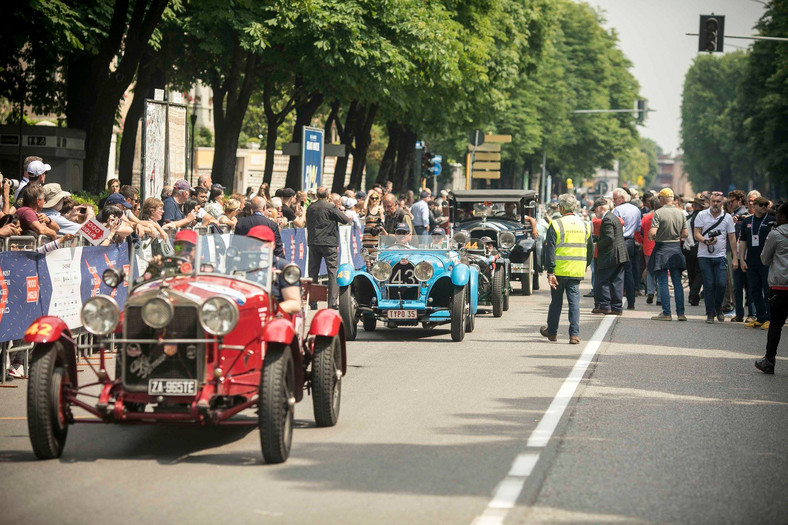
[706,229,722,252]
[2,178,19,191]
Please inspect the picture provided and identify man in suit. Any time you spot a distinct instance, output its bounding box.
[593,198,629,315]
[306,186,351,309]
[234,196,285,258]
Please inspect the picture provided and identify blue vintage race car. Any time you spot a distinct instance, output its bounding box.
[336,234,479,342]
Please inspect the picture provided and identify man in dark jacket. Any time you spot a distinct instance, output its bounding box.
[235,196,285,258]
[593,198,629,315]
[306,186,351,309]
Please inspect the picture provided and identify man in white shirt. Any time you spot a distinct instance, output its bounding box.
[410,191,431,236]
[694,191,738,323]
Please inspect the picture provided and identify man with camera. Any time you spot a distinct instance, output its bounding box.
[694,192,738,323]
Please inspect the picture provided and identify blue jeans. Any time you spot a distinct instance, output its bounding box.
[747,262,771,323]
[655,269,685,316]
[547,277,581,337]
[698,257,727,317]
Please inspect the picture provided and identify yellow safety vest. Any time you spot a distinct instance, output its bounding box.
[551,214,590,278]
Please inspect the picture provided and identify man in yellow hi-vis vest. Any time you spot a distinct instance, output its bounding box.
[540,193,592,344]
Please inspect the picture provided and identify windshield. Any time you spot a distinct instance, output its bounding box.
[456,201,521,222]
[199,234,272,288]
[131,233,272,289]
[378,234,452,251]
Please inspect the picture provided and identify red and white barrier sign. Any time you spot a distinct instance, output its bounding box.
[79,219,109,245]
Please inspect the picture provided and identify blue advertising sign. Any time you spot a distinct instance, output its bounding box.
[301,126,324,192]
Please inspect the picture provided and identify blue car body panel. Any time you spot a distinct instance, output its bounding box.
[345,248,477,326]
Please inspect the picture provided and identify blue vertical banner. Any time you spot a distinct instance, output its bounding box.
[0,252,45,341]
[301,126,324,192]
[281,228,308,274]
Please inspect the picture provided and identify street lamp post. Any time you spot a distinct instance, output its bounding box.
[190,104,197,186]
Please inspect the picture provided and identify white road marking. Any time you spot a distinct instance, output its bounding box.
[473,315,616,525]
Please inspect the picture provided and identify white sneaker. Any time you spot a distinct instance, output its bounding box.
[7,362,24,378]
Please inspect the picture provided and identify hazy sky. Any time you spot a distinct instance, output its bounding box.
[585,0,766,155]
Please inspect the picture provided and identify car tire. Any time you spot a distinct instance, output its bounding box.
[259,345,295,464]
[465,309,475,333]
[503,278,510,311]
[451,285,466,342]
[521,253,533,296]
[362,315,376,332]
[27,343,69,460]
[312,336,342,427]
[339,286,357,341]
[492,268,504,317]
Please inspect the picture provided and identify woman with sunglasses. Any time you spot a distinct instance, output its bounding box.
[362,190,385,250]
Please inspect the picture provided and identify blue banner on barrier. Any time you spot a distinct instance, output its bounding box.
[282,229,308,274]
[0,251,45,342]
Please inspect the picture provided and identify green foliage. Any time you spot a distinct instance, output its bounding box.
[681,52,755,191]
[195,126,213,147]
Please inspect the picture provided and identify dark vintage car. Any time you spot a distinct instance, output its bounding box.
[454,231,508,317]
[23,233,347,464]
[449,189,540,295]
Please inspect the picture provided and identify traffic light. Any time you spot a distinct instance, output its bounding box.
[699,14,725,53]
[636,100,647,123]
[422,151,434,177]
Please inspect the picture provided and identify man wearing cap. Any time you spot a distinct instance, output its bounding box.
[410,191,431,236]
[391,222,415,248]
[42,183,83,234]
[593,197,628,315]
[306,186,351,309]
[234,196,285,258]
[648,188,688,321]
[162,179,197,229]
[738,196,776,329]
[247,225,301,314]
[16,159,49,204]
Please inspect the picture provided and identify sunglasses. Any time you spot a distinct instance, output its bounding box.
[369,196,379,201]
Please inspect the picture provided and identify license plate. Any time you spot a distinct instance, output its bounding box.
[148,379,197,396]
[386,310,417,319]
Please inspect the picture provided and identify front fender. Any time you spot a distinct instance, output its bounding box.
[309,308,343,338]
[451,263,470,287]
[337,264,355,287]
[24,316,73,345]
[262,318,295,345]
[469,265,479,314]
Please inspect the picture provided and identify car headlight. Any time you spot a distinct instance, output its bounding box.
[414,261,434,281]
[452,231,469,247]
[80,296,120,336]
[141,297,173,329]
[102,268,124,288]
[499,232,516,250]
[199,297,239,336]
[282,264,301,285]
[371,261,392,281]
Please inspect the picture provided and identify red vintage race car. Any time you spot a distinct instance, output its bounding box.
[23,232,347,464]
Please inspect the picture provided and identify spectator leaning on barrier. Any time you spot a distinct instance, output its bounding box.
[17,185,59,240]
[161,179,196,229]
[541,193,592,345]
[235,196,285,258]
[42,183,81,235]
[648,188,688,322]
[16,159,49,205]
[739,197,776,329]
[205,185,225,219]
[755,202,788,374]
[305,186,351,310]
[694,191,739,324]
[219,198,241,228]
[97,204,133,245]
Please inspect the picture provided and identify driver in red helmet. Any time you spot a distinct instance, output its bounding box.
[142,229,198,280]
[247,225,302,314]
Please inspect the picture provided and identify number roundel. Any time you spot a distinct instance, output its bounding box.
[389,262,417,285]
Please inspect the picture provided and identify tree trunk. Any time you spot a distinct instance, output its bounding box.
[210,44,260,190]
[118,49,166,185]
[394,127,416,194]
[330,100,359,194]
[262,76,296,186]
[349,103,378,190]
[65,0,169,193]
[376,121,400,185]
[284,89,324,190]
